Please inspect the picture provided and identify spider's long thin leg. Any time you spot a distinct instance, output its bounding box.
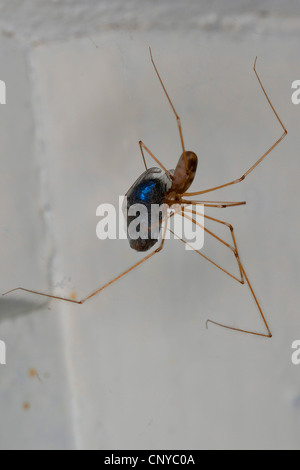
[139,140,174,180]
[183,57,287,197]
[170,227,241,285]
[181,211,236,260]
[180,199,247,208]
[177,211,272,338]
[184,208,244,282]
[139,141,148,170]
[179,209,243,283]
[3,211,172,305]
[205,264,272,338]
[149,47,188,169]
[3,247,162,304]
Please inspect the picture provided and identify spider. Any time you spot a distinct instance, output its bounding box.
[3,48,287,337]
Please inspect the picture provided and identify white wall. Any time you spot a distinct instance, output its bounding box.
[0,0,299,450]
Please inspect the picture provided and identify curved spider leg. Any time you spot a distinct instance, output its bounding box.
[139,140,148,170]
[183,57,287,197]
[205,263,272,338]
[177,211,272,338]
[179,209,243,284]
[180,199,246,208]
[149,47,188,169]
[170,227,241,285]
[183,208,244,283]
[139,140,174,180]
[3,210,173,305]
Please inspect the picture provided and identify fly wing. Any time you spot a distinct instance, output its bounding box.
[125,167,172,198]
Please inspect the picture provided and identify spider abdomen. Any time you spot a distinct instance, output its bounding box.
[169,151,198,195]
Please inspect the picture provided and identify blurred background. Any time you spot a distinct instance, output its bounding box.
[0,0,299,450]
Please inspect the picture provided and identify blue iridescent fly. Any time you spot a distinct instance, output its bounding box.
[4,48,287,339]
[124,168,173,251]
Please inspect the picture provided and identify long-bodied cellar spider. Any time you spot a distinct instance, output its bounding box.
[4,49,287,337]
